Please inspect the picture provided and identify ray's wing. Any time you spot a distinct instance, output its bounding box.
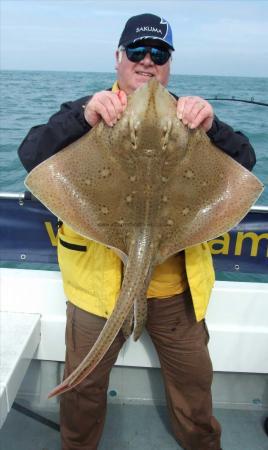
[156,129,263,262]
[25,116,140,256]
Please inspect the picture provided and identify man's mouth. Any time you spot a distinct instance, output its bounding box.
[136,71,154,77]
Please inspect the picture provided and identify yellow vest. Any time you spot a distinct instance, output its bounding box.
[57,224,215,322]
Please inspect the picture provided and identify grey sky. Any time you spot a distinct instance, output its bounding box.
[1,0,268,76]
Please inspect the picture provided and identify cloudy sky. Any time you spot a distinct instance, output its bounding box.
[1,0,267,77]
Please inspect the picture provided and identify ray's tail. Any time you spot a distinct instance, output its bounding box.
[48,230,157,398]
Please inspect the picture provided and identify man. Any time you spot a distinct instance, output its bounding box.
[18,13,256,450]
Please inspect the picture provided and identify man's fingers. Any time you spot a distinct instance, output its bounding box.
[98,95,120,125]
[188,101,206,121]
[85,90,127,127]
[177,96,199,123]
[93,100,116,127]
[189,107,212,129]
[114,90,128,120]
[180,97,200,125]
[188,102,208,128]
[177,97,187,120]
[177,96,214,131]
[101,91,127,125]
[117,90,128,108]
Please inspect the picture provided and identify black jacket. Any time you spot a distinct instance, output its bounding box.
[18,93,256,173]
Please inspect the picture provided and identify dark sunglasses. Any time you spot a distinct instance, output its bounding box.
[124,45,171,66]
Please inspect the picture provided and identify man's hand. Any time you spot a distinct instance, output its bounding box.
[84,90,127,127]
[177,96,214,132]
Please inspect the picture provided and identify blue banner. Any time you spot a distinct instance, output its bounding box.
[0,196,58,264]
[208,212,268,273]
[0,195,267,273]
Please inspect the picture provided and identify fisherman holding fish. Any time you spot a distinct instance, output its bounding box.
[19,13,256,450]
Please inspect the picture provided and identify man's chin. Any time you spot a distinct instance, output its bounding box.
[133,76,155,90]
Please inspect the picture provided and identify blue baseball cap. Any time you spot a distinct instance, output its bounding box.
[118,13,174,51]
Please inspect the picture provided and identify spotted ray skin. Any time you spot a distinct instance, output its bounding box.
[25,79,263,398]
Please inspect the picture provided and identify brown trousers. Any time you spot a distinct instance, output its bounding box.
[60,291,221,450]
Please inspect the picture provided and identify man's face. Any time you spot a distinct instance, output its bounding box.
[115,42,171,95]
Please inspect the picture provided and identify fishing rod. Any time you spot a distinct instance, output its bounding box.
[205,96,268,107]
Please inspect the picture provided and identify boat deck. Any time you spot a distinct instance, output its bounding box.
[0,269,267,449]
[0,401,267,450]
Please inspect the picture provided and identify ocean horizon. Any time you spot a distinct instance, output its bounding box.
[2,68,268,79]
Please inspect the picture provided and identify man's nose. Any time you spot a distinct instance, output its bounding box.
[141,52,154,65]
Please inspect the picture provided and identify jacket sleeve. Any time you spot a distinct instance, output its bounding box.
[18,96,92,172]
[206,115,256,171]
